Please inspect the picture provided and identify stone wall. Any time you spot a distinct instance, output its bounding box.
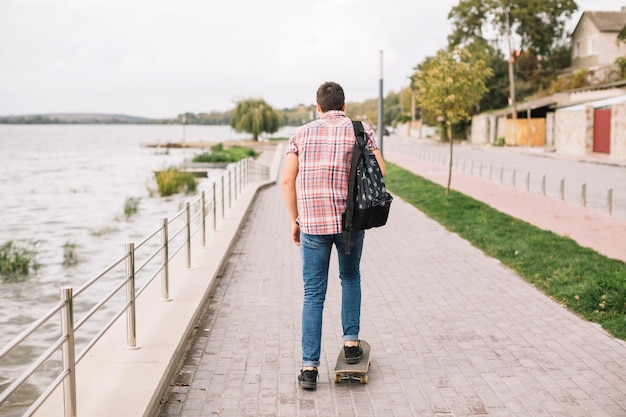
[612,103,626,161]
[554,106,594,156]
[470,114,489,145]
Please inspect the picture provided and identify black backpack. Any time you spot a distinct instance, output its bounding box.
[342,121,393,254]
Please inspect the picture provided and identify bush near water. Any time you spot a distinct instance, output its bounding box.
[192,143,257,163]
[155,168,198,197]
[154,144,256,197]
[0,240,39,280]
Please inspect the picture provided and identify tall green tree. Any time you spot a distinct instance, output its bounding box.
[412,48,493,196]
[448,0,578,101]
[449,0,577,60]
[230,99,281,141]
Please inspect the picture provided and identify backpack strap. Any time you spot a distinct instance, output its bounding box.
[352,120,369,149]
[343,121,364,255]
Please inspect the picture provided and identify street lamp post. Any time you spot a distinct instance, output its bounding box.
[378,50,384,157]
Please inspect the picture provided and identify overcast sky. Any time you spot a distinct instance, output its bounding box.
[0,0,620,119]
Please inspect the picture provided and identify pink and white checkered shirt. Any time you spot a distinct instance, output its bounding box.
[286,110,378,235]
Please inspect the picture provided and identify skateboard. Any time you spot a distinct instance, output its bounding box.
[333,340,371,384]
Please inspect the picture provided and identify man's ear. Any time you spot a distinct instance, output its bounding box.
[342,104,346,111]
[317,103,322,113]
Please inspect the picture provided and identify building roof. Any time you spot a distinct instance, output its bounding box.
[582,10,626,32]
[559,94,626,111]
[490,96,559,117]
[490,80,626,116]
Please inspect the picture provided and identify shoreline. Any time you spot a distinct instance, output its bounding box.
[141,138,285,149]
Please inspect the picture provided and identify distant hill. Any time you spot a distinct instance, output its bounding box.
[45,113,152,122]
[0,113,167,124]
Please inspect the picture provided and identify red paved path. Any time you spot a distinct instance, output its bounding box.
[385,150,626,263]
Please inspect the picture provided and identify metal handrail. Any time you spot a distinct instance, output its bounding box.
[0,287,76,417]
[0,158,269,416]
[0,301,66,403]
[385,138,624,219]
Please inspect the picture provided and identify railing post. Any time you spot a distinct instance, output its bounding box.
[239,161,243,194]
[541,175,546,196]
[185,202,191,269]
[221,176,225,219]
[228,170,232,209]
[560,178,565,200]
[512,169,516,188]
[607,188,613,215]
[212,182,217,231]
[60,287,77,417]
[526,172,530,191]
[581,183,587,207]
[246,158,250,186]
[125,243,138,349]
[238,163,241,196]
[161,218,171,301]
[201,191,206,247]
[234,164,238,201]
[240,160,244,194]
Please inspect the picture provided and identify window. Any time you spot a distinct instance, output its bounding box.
[588,38,595,55]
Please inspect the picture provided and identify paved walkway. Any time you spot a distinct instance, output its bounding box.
[155,141,626,417]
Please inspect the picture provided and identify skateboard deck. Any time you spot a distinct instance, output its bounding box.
[333,340,371,383]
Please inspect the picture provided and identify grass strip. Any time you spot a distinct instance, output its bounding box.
[385,162,626,340]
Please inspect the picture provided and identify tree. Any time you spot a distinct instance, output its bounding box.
[230,99,282,141]
[449,0,577,59]
[344,91,406,130]
[617,28,626,80]
[412,48,493,196]
[447,0,489,48]
[448,0,577,102]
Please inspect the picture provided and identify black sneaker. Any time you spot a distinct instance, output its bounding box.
[344,343,363,364]
[298,369,318,390]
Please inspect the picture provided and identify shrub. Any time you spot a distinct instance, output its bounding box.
[90,225,119,237]
[0,240,39,280]
[192,144,257,164]
[63,242,79,267]
[155,168,198,197]
[124,197,141,219]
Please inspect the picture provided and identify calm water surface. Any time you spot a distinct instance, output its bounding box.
[0,124,291,415]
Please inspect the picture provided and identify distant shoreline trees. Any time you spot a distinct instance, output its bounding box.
[0,96,405,129]
[230,99,281,141]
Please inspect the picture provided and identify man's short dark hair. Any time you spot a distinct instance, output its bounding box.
[316,82,345,112]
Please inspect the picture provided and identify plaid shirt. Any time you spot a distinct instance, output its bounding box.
[286,110,378,235]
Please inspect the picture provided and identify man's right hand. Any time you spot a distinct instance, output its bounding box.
[291,222,301,246]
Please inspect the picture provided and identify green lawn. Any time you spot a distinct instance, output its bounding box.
[385,162,626,340]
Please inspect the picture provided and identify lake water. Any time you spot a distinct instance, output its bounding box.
[0,124,293,416]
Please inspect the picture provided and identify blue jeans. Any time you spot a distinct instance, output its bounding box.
[300,230,365,368]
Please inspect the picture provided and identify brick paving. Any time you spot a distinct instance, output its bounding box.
[155,144,626,417]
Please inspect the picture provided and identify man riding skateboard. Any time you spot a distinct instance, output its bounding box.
[282,81,385,390]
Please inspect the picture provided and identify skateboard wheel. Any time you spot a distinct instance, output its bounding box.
[360,375,368,384]
[333,374,342,383]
